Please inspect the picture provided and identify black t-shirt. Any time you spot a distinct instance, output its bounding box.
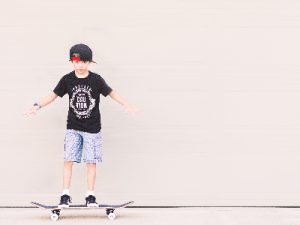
[53,70,112,133]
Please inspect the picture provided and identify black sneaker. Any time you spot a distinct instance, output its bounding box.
[85,195,98,207]
[58,194,72,208]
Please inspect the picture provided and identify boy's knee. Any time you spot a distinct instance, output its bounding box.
[64,161,74,166]
[86,163,97,169]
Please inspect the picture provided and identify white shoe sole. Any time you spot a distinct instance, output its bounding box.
[58,204,70,209]
[87,203,98,207]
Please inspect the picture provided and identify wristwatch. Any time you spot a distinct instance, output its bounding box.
[33,102,42,109]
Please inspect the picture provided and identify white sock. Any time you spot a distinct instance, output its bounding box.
[62,189,70,196]
[86,191,95,197]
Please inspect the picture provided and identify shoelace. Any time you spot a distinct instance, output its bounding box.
[61,195,72,203]
[86,195,96,203]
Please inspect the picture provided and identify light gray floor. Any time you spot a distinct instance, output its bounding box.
[1,207,300,225]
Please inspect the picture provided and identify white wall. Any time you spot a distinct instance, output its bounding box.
[1,0,300,206]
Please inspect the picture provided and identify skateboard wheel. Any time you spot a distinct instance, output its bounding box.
[108,212,116,220]
[51,213,59,221]
[106,208,114,215]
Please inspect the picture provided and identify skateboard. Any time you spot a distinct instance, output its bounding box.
[31,201,134,221]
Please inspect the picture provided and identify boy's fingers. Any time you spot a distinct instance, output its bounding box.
[22,111,30,116]
[22,109,36,116]
[133,108,141,113]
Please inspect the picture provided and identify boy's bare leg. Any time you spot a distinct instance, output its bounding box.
[63,161,74,190]
[87,163,96,192]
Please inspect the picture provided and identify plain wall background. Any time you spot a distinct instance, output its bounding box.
[1,0,300,206]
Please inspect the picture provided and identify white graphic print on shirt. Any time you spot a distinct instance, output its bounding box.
[70,84,96,119]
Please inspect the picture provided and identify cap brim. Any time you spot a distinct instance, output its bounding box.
[69,59,97,63]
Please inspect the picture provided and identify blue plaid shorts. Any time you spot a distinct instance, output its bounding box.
[64,129,102,163]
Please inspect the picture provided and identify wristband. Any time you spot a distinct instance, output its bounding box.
[33,103,42,109]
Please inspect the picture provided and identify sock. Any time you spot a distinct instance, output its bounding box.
[86,191,94,197]
[62,189,70,196]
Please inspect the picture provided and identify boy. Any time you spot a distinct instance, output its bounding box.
[24,43,139,208]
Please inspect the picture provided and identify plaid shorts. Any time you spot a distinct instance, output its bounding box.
[64,129,103,163]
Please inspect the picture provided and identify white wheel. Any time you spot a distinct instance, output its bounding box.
[51,213,59,221]
[108,212,116,220]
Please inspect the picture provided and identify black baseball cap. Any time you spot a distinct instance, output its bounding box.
[69,43,96,63]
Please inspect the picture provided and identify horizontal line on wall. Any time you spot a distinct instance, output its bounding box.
[1,205,300,209]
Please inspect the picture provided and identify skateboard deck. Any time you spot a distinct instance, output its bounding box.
[31,201,134,221]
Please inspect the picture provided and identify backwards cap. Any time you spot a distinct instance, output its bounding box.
[69,43,96,63]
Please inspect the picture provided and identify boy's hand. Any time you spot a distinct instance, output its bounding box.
[124,105,140,114]
[23,106,39,116]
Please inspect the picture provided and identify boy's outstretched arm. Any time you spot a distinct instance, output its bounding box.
[23,91,59,116]
[108,90,140,114]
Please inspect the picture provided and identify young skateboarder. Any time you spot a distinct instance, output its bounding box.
[24,43,139,208]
